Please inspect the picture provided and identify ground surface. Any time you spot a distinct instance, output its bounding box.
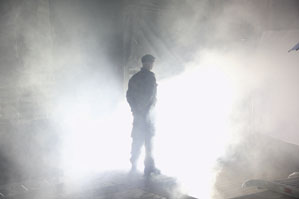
[0,171,197,199]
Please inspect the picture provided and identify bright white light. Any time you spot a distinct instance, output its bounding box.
[53,98,132,178]
[54,51,237,198]
[154,53,236,198]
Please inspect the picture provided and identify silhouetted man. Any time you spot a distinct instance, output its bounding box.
[126,54,160,177]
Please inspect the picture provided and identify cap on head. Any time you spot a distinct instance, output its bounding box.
[141,54,155,63]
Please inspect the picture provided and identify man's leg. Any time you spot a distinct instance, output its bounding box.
[130,113,145,172]
[144,134,154,169]
[144,135,160,176]
[130,137,143,172]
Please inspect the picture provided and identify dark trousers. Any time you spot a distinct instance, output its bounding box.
[130,112,155,171]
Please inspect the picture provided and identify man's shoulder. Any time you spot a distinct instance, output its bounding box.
[142,69,156,79]
[129,71,142,82]
[147,70,156,76]
[130,69,155,81]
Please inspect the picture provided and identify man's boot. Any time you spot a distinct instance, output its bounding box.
[144,165,161,177]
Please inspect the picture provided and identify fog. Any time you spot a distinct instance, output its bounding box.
[152,1,299,197]
[0,0,299,198]
[0,0,124,182]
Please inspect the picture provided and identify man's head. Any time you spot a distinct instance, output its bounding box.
[141,54,155,71]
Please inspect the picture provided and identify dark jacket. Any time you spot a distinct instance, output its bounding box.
[126,68,157,114]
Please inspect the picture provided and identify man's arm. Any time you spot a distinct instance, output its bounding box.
[126,79,136,110]
[144,73,157,109]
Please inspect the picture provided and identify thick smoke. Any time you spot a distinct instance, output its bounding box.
[149,0,299,198]
[0,0,125,184]
[0,0,299,198]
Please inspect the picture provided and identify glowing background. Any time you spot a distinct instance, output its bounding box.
[0,1,299,198]
[53,50,241,198]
